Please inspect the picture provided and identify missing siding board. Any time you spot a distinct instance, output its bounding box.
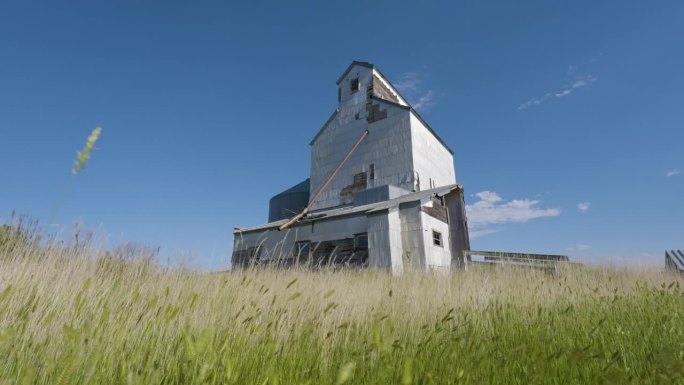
[354,233,368,250]
[340,171,368,204]
[372,75,400,103]
[232,246,262,268]
[422,204,448,223]
[311,238,368,266]
[296,241,311,260]
[366,103,387,123]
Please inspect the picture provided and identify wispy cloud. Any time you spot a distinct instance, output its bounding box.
[466,191,560,238]
[567,243,590,251]
[577,202,591,212]
[394,71,435,111]
[518,68,598,110]
[412,90,434,110]
[666,169,681,178]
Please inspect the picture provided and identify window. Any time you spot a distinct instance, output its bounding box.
[369,163,375,180]
[338,87,341,102]
[432,230,442,247]
[350,78,360,92]
[354,233,368,250]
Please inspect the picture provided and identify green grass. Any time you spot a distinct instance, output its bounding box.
[1,236,683,384]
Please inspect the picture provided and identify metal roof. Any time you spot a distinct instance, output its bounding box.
[234,184,462,234]
[665,250,684,272]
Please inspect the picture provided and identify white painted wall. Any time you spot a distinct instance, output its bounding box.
[398,203,425,269]
[409,113,456,190]
[367,209,403,274]
[420,209,452,269]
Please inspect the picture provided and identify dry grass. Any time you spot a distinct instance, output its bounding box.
[1,231,683,384]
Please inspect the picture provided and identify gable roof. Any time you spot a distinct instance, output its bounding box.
[372,97,454,155]
[312,61,454,155]
[336,61,374,84]
[309,109,338,146]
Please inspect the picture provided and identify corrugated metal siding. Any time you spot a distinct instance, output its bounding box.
[665,250,684,272]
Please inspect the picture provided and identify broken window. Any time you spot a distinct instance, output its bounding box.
[354,233,368,250]
[350,78,360,92]
[432,230,442,247]
[369,163,375,180]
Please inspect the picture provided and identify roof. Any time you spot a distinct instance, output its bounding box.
[666,250,684,272]
[372,97,454,155]
[336,61,374,84]
[234,184,462,233]
[309,109,338,146]
[312,61,454,155]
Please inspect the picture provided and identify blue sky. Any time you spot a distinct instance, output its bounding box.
[1,1,682,270]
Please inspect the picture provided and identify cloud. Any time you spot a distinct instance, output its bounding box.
[555,89,572,98]
[567,243,590,251]
[412,90,434,110]
[469,229,500,239]
[465,191,560,238]
[666,169,681,177]
[394,71,435,111]
[393,72,421,93]
[577,202,591,211]
[517,69,598,110]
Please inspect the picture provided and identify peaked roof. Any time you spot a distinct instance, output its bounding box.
[336,61,375,84]
[310,61,454,155]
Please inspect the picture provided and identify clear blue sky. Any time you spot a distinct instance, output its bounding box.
[1,1,682,270]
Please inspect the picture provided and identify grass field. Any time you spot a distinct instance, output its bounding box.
[1,232,683,384]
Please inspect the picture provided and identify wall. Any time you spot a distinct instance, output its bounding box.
[409,113,456,190]
[445,189,470,269]
[420,207,452,270]
[367,209,403,274]
[310,65,414,211]
[398,202,425,269]
[233,214,369,264]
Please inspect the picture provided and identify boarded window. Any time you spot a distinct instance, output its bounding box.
[369,163,375,180]
[432,230,442,247]
[350,78,360,92]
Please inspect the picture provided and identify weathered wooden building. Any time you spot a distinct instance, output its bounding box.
[232,61,470,273]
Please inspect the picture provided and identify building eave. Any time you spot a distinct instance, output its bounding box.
[309,109,339,146]
[336,61,375,85]
[233,184,463,234]
[372,97,455,155]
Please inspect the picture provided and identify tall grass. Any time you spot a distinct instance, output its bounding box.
[0,233,683,384]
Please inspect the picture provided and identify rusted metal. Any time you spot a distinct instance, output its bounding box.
[279,129,369,231]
